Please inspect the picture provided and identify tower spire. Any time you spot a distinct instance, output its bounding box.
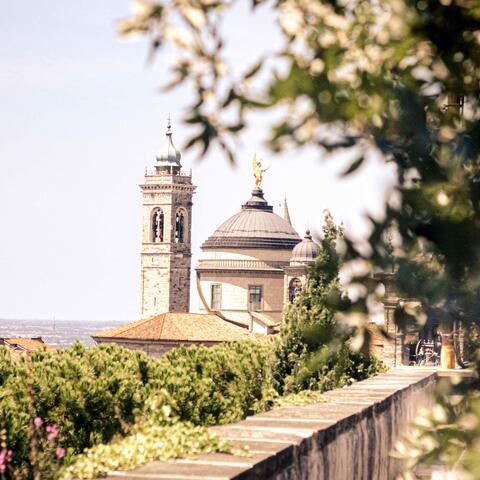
[282,196,292,226]
[155,117,182,171]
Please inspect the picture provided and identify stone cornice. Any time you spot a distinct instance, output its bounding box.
[196,267,284,277]
[140,184,196,193]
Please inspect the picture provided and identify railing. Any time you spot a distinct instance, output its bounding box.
[197,259,287,270]
[144,168,192,178]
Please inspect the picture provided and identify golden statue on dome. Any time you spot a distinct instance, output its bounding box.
[252,154,269,189]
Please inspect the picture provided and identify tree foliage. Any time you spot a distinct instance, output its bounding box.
[0,341,273,478]
[274,211,380,394]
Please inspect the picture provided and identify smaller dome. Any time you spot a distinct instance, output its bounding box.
[290,230,320,265]
[155,119,182,169]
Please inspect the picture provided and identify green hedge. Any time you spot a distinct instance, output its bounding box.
[151,340,275,425]
[0,340,275,477]
[0,336,381,479]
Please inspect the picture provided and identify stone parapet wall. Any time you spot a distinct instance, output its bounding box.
[105,367,437,480]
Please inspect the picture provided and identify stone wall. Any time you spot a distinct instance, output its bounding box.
[94,338,219,358]
[105,367,437,480]
[368,321,406,367]
[368,315,416,368]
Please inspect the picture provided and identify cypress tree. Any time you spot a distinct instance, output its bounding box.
[273,211,350,394]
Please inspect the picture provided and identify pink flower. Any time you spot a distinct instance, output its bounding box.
[46,424,59,442]
[56,447,65,459]
[0,450,9,472]
[0,449,11,472]
[33,417,43,428]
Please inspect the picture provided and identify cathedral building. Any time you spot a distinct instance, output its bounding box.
[196,189,321,333]
[197,188,299,326]
[93,122,320,354]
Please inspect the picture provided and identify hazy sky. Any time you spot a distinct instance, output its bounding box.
[0,1,396,322]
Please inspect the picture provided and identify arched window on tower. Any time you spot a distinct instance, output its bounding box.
[151,208,164,242]
[289,278,302,303]
[175,210,185,243]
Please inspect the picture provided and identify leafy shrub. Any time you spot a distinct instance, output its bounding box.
[0,339,275,478]
[151,340,275,425]
[59,392,233,480]
[60,420,231,480]
[271,390,328,409]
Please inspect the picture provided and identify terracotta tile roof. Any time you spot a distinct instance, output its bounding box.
[1,337,53,352]
[250,312,281,327]
[91,313,252,342]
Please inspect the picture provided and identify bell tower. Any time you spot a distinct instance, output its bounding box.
[139,119,196,317]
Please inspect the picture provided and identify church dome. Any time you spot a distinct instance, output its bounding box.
[289,230,320,265]
[155,119,182,169]
[202,188,301,250]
